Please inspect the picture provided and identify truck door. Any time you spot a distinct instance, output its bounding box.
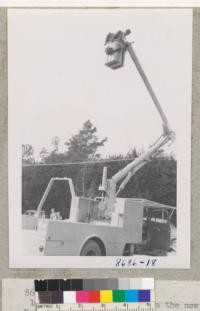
[147,209,171,251]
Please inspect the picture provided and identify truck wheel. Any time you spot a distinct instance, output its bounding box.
[80,239,103,256]
[123,243,135,256]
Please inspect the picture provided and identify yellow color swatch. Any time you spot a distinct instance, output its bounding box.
[100,290,113,303]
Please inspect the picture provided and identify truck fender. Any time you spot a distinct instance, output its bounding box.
[78,235,106,256]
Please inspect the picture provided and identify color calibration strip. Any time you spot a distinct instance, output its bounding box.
[35,289,155,304]
[34,278,154,305]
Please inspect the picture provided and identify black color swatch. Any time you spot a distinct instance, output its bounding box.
[60,279,71,290]
[47,279,60,291]
[35,280,47,292]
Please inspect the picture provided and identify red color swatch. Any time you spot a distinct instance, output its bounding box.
[88,290,100,303]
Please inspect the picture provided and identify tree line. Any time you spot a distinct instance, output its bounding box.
[22,120,107,165]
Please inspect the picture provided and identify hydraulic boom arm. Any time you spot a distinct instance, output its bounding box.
[101,29,175,213]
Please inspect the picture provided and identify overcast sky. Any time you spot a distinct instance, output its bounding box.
[8,9,192,160]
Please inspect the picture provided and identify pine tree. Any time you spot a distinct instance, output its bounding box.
[65,120,107,162]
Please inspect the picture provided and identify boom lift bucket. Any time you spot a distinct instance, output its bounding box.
[105,30,130,69]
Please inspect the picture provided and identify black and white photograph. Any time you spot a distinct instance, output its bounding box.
[8,8,191,268]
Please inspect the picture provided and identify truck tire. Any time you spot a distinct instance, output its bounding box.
[80,239,103,256]
[123,243,135,256]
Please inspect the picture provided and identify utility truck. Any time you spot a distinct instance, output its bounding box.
[23,29,176,256]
